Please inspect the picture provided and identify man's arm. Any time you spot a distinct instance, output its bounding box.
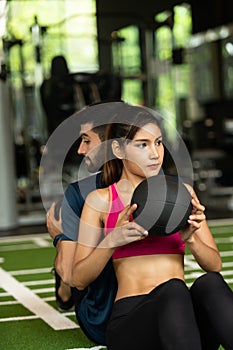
[46,201,75,283]
[46,202,62,240]
[47,175,102,285]
[55,239,77,285]
[46,183,84,284]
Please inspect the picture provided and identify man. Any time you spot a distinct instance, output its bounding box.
[46,101,124,312]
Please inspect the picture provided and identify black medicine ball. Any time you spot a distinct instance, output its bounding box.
[131,175,192,236]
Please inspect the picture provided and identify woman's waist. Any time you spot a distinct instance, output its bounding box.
[114,254,184,300]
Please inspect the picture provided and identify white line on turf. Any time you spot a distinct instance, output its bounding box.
[0,267,78,330]
[23,279,54,286]
[0,300,19,305]
[221,251,233,257]
[0,311,76,321]
[27,287,55,294]
[0,233,48,243]
[0,244,42,252]
[66,347,106,350]
[10,267,52,275]
[34,237,51,247]
[0,315,40,322]
[0,233,51,251]
[208,218,233,226]
[0,297,57,303]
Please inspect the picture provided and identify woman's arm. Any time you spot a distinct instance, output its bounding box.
[180,185,222,272]
[71,189,148,290]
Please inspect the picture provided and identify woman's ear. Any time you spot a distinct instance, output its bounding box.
[111,140,125,159]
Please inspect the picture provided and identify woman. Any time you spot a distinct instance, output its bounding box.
[71,104,222,349]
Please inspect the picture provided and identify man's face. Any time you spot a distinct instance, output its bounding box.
[78,122,103,173]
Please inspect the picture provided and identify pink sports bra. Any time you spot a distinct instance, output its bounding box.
[104,183,185,259]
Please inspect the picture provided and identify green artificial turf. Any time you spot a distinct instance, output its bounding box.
[0,223,232,350]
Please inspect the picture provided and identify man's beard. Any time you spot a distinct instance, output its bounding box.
[85,157,101,173]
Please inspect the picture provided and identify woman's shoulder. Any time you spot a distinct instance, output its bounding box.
[85,187,111,212]
[86,186,110,200]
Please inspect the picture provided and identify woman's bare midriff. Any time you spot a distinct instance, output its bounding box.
[113,254,185,301]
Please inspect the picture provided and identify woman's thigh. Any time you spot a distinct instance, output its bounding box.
[191,272,233,350]
[106,278,202,350]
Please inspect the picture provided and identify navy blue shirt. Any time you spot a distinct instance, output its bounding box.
[60,171,118,345]
[61,172,104,241]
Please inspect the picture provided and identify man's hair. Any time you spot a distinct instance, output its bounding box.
[78,99,125,141]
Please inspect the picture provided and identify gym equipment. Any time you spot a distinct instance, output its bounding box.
[131,174,192,236]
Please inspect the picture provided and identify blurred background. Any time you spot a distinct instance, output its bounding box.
[0,0,233,234]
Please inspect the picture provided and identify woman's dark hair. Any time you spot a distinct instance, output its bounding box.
[103,105,163,186]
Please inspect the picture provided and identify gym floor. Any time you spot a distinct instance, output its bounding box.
[1,220,232,349]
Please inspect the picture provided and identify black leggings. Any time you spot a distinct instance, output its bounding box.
[190,271,233,350]
[106,278,202,350]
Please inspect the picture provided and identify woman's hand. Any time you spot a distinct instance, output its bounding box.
[180,186,222,272]
[179,189,206,243]
[103,204,148,248]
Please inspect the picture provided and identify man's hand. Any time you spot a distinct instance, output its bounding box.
[46,202,62,239]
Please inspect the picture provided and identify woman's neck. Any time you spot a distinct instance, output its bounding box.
[115,179,133,206]
[118,170,145,191]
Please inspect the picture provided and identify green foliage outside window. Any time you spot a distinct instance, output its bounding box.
[2,0,98,87]
[1,1,192,130]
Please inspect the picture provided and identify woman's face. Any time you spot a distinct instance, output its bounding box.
[123,122,164,179]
